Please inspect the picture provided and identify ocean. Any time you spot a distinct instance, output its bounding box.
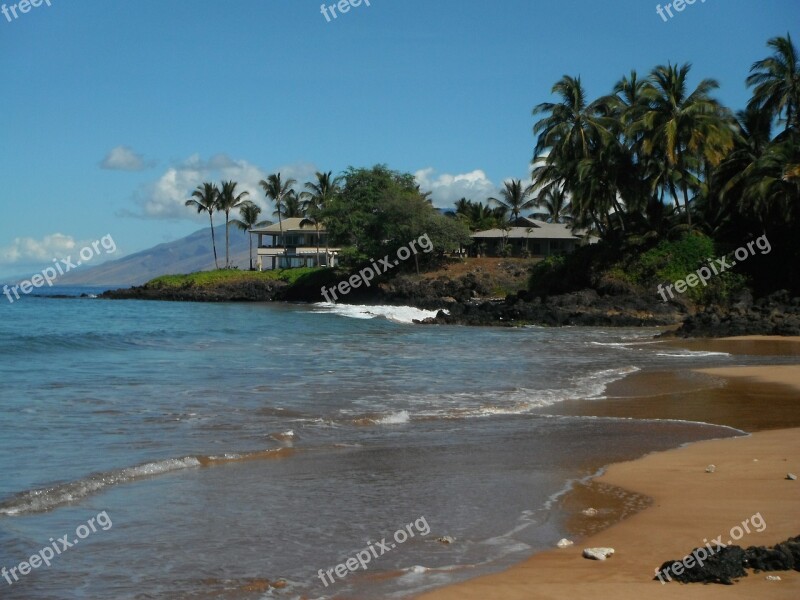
[0,291,791,599]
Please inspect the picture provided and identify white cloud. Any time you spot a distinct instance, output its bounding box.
[414,168,499,208]
[0,233,78,265]
[121,154,318,221]
[99,146,155,171]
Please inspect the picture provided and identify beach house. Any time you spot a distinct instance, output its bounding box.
[470,216,594,257]
[250,218,339,270]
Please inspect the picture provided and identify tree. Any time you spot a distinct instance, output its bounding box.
[185,182,220,269]
[260,173,297,262]
[636,63,734,226]
[711,107,774,231]
[300,171,342,266]
[532,187,572,224]
[747,33,800,133]
[217,180,250,268]
[453,199,498,231]
[279,191,304,218]
[531,75,614,233]
[489,179,535,220]
[324,165,468,267]
[230,201,268,270]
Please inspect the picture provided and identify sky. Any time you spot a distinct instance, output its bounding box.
[0,0,797,278]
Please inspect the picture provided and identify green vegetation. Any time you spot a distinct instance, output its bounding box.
[323,165,471,268]
[147,268,322,289]
[176,34,797,304]
[527,33,799,299]
[529,233,746,304]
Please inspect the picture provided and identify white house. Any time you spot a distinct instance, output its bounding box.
[250,218,339,270]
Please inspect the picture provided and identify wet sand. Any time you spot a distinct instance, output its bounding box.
[415,337,800,600]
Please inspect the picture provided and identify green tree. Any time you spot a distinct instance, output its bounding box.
[216,180,250,268]
[453,199,497,231]
[636,63,734,226]
[230,201,268,270]
[747,33,800,133]
[324,165,468,267]
[185,182,220,269]
[260,173,297,259]
[489,179,535,220]
[279,192,304,218]
[531,75,614,233]
[532,187,572,224]
[300,171,342,266]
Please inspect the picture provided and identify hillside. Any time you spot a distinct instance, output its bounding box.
[59,225,253,286]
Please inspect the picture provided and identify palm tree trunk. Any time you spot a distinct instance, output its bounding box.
[249,233,253,270]
[224,212,231,268]
[316,226,321,267]
[209,212,219,269]
[277,207,284,269]
[681,183,693,227]
[612,198,626,231]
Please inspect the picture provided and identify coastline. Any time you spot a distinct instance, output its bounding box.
[414,338,800,599]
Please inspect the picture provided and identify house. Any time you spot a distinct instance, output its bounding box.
[250,218,339,270]
[470,216,594,257]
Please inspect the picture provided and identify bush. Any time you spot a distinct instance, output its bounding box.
[527,232,746,304]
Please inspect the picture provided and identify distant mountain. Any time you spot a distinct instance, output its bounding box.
[59,225,256,287]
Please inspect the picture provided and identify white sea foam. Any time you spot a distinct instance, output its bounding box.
[375,410,411,424]
[312,302,446,324]
[0,457,202,516]
[655,350,731,357]
[351,366,640,424]
[0,448,294,517]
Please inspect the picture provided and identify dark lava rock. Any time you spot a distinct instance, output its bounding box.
[744,535,800,572]
[655,547,746,585]
[671,290,800,337]
[101,279,287,302]
[654,535,800,585]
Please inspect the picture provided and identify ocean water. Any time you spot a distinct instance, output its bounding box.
[0,292,790,599]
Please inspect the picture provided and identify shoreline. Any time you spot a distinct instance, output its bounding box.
[414,339,800,599]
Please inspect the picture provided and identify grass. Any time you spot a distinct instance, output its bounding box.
[146,268,322,289]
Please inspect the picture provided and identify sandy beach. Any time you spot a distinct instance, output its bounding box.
[416,338,800,600]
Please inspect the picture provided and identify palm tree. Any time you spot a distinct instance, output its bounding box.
[740,135,800,226]
[230,201,268,270]
[300,171,341,266]
[185,182,220,269]
[532,187,572,224]
[747,33,800,133]
[260,173,297,263]
[216,180,250,268]
[636,63,734,226]
[278,192,304,218]
[713,108,774,226]
[531,75,614,233]
[489,179,535,220]
[603,70,655,220]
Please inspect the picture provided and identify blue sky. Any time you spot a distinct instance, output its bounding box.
[0,0,797,277]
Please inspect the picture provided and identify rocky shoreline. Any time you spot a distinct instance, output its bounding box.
[100,274,800,337]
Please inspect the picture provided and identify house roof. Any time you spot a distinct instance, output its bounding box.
[471,218,584,240]
[250,218,323,234]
